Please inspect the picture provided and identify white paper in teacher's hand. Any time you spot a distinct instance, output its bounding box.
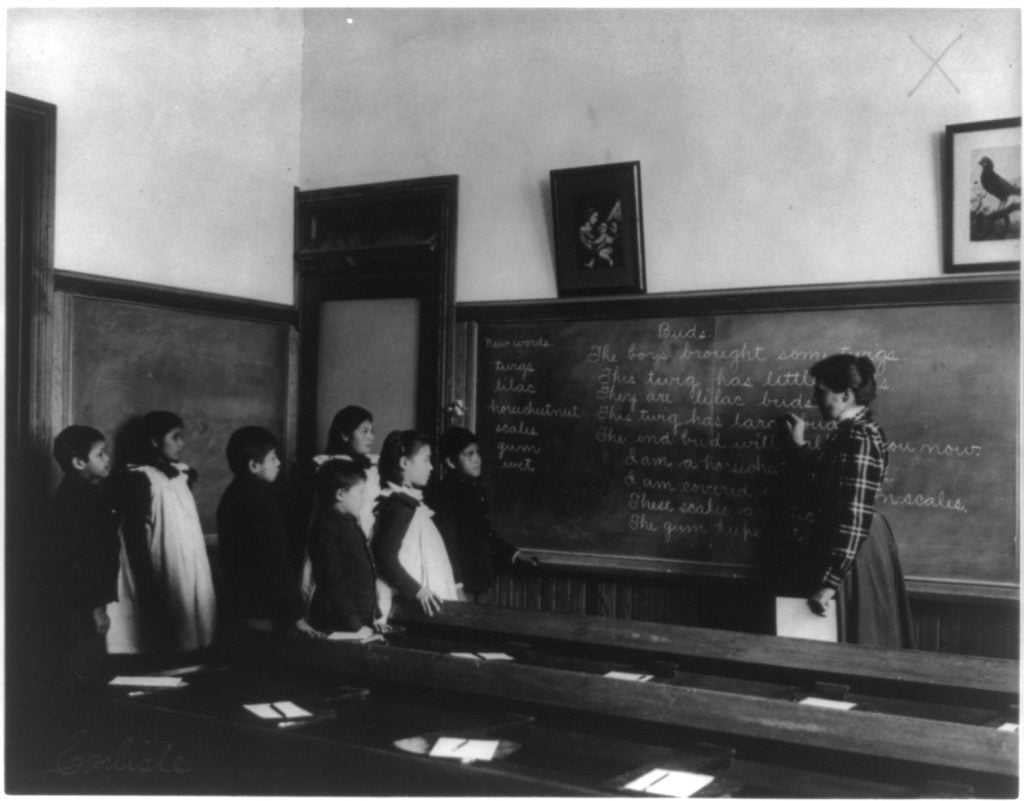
[775,596,837,641]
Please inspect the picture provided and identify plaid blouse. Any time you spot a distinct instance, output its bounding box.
[802,408,888,590]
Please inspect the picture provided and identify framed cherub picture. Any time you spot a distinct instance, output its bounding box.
[550,161,646,297]
[944,117,1021,273]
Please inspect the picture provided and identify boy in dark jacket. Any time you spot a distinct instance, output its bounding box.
[427,427,519,603]
[51,425,120,680]
[216,426,317,636]
[307,459,381,636]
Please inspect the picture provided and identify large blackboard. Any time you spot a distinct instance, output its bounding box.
[459,277,1019,595]
[61,278,294,534]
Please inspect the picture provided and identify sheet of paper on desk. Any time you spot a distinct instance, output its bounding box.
[604,671,654,681]
[450,652,482,659]
[243,701,313,720]
[624,768,715,797]
[429,737,500,761]
[799,697,857,711]
[109,675,186,688]
[775,596,837,641]
[243,703,281,720]
[998,722,1019,732]
[272,701,313,718]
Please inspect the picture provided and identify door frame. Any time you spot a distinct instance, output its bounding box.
[294,175,458,467]
[6,91,58,677]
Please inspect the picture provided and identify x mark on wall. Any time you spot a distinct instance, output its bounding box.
[908,34,962,97]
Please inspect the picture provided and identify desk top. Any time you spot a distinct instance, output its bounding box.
[269,634,1019,779]
[394,602,1019,699]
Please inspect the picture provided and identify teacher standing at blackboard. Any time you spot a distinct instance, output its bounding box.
[780,354,915,649]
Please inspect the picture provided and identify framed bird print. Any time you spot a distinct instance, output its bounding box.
[944,117,1021,273]
[550,161,646,297]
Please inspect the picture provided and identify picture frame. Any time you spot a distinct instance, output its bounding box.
[550,161,646,296]
[943,117,1021,273]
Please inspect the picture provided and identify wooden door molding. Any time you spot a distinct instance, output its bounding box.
[294,175,458,467]
[7,91,58,678]
[7,92,57,481]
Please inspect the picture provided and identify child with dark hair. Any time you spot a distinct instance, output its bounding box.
[217,426,319,637]
[107,411,216,654]
[315,405,380,536]
[426,427,519,603]
[50,425,120,679]
[373,430,458,617]
[307,460,383,637]
[300,404,381,606]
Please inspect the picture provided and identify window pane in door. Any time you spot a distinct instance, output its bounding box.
[316,298,420,452]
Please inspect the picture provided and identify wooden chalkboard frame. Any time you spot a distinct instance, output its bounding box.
[54,270,298,326]
[458,274,1016,324]
[456,275,1020,601]
[52,270,299,536]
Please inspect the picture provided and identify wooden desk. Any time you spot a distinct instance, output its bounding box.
[12,622,1015,797]
[386,629,1007,728]
[255,633,1017,792]
[394,602,1019,708]
[6,669,733,797]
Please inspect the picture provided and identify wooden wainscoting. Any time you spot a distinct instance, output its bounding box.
[911,595,1019,660]
[488,569,1019,660]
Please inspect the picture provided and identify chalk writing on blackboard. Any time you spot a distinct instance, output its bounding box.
[471,301,1018,587]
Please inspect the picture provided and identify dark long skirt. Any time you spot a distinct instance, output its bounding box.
[836,513,915,649]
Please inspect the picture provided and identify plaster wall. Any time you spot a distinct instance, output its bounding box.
[7,8,303,304]
[301,8,1021,301]
[6,9,1020,304]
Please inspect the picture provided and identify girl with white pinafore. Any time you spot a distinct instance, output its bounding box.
[107,411,216,655]
[372,430,459,618]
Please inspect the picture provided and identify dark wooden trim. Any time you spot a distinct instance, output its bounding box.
[517,547,761,580]
[513,548,1020,602]
[457,274,1019,324]
[904,577,1020,604]
[53,270,297,326]
[294,175,458,466]
[6,91,59,684]
[6,92,57,463]
[295,173,460,210]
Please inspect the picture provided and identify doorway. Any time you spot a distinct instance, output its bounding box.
[294,176,458,467]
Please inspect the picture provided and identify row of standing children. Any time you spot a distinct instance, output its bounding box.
[49,405,516,679]
[303,406,519,633]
